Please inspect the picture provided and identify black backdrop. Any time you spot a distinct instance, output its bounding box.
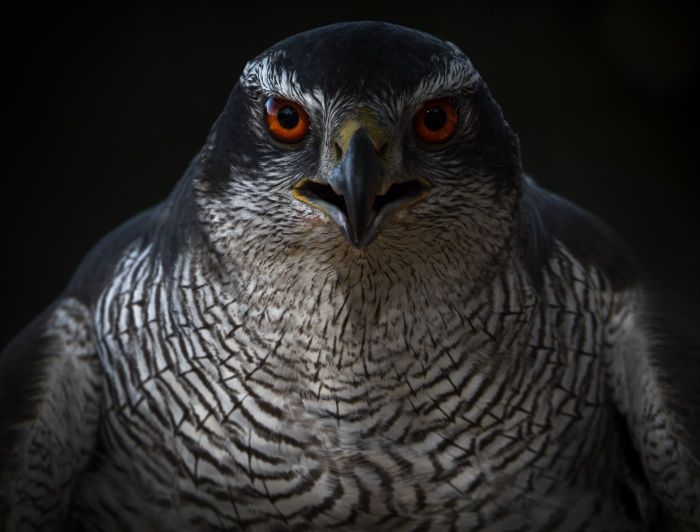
[2,3,698,347]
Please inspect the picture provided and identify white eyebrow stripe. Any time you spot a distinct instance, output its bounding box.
[412,56,480,102]
[241,52,326,111]
[371,55,480,124]
[242,51,480,124]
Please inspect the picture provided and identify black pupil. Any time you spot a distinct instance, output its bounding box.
[423,106,447,131]
[277,106,299,129]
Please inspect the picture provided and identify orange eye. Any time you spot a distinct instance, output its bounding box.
[414,98,458,144]
[265,97,310,143]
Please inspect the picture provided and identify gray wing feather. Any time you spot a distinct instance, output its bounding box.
[0,298,102,530]
[0,167,200,529]
[0,195,179,529]
[518,178,699,528]
[606,287,700,531]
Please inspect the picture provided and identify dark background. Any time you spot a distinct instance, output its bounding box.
[2,3,698,347]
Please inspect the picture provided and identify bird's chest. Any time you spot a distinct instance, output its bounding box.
[76,266,623,530]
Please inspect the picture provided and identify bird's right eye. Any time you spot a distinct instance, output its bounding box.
[265,97,310,143]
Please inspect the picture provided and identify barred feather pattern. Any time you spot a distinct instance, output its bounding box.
[66,232,643,531]
[1,300,102,531]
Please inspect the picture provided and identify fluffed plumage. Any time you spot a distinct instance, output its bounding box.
[1,21,698,531]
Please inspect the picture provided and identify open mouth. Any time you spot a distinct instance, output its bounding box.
[296,178,430,215]
[293,177,431,246]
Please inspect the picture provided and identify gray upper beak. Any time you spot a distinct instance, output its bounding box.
[327,129,387,246]
[292,127,431,248]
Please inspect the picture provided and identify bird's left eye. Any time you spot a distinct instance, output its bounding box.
[265,97,310,143]
[414,98,458,144]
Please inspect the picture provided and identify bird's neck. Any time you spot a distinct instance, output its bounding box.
[179,246,538,396]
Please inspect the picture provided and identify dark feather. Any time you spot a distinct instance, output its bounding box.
[0,304,59,472]
[0,170,198,471]
[516,177,641,291]
[643,284,700,455]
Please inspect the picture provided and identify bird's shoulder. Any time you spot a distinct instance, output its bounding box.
[66,203,163,305]
[0,296,103,529]
[66,170,201,305]
[0,297,100,449]
[619,285,700,454]
[0,204,157,466]
[515,176,641,291]
[605,281,700,530]
[0,182,198,525]
[518,178,700,528]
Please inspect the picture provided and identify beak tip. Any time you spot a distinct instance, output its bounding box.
[346,224,378,249]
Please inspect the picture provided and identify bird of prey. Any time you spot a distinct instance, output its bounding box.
[1,21,698,532]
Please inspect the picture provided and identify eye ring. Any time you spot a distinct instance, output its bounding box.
[265,97,310,143]
[414,98,459,144]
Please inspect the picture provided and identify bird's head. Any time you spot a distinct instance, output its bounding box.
[192,22,522,287]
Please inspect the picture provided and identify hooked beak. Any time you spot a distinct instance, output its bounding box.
[293,127,431,247]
